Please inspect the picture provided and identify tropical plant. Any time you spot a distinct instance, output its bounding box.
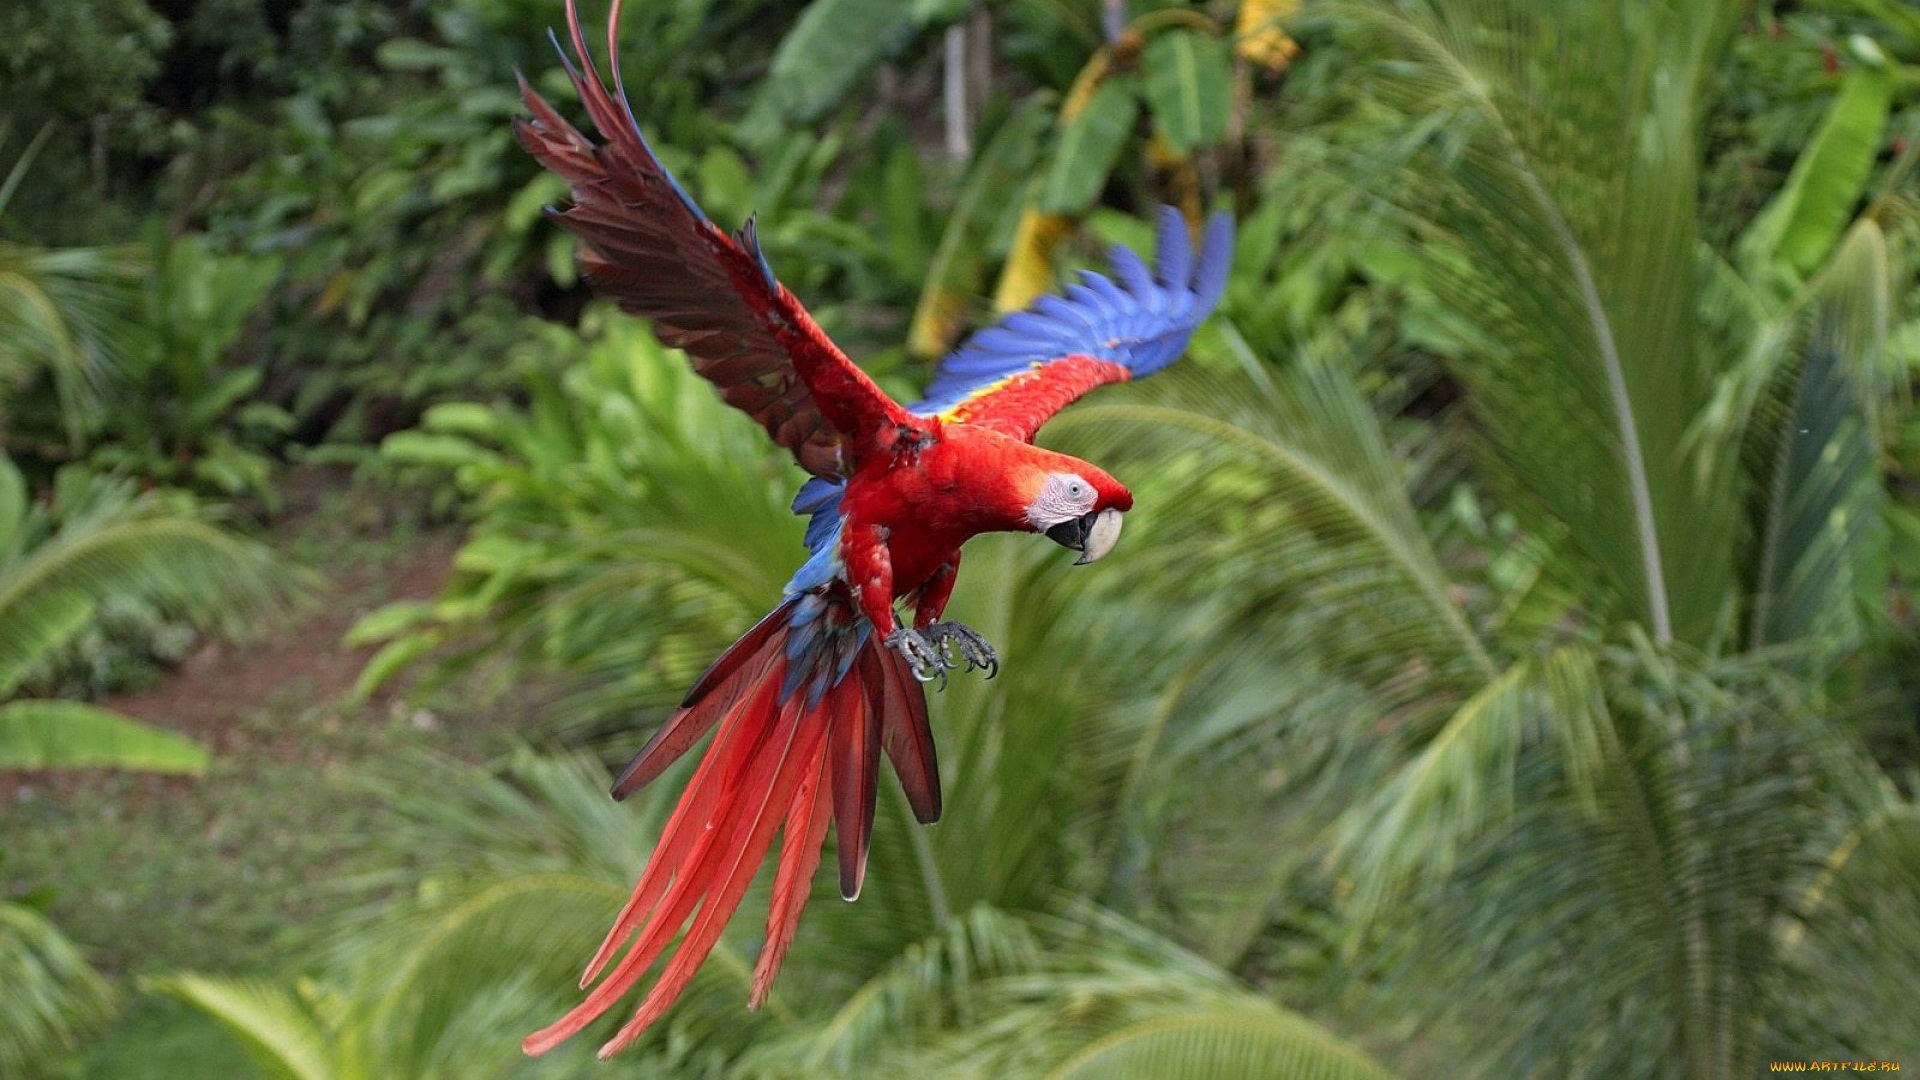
[0,897,114,1080]
[0,452,295,768]
[347,309,812,738]
[1021,1,1920,1076]
[0,447,302,1076]
[81,228,289,505]
[162,749,1402,1080]
[309,1,1917,1077]
[0,130,144,452]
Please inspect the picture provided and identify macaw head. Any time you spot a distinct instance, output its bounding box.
[1014,452,1134,565]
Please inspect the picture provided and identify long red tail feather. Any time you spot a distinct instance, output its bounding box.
[523,593,935,1058]
[830,682,879,900]
[611,597,797,800]
[869,646,941,824]
[752,748,834,1007]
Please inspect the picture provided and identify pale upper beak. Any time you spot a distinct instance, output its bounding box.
[1043,507,1125,564]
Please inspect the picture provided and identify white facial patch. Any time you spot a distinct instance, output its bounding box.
[1026,472,1099,529]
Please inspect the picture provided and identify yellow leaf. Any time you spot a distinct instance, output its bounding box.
[1237,0,1301,73]
[992,210,1076,314]
[909,287,971,359]
[313,270,354,317]
[1060,48,1113,124]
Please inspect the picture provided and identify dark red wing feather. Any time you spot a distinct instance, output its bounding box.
[514,0,912,476]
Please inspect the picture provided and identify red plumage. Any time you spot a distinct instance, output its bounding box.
[524,598,928,1059]
[943,354,1136,441]
[512,0,1231,1057]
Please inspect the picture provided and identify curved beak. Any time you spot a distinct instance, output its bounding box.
[1044,507,1125,565]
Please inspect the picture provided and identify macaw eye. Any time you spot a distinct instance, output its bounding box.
[1066,479,1087,498]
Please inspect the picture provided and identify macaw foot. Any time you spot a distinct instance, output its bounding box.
[924,620,999,680]
[884,622,999,689]
[885,628,947,688]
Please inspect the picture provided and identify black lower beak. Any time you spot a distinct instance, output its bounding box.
[1045,514,1092,553]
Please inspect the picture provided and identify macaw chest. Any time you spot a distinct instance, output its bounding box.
[842,436,1008,537]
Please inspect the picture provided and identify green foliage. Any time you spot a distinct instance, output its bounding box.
[910,98,1056,356]
[0,700,207,773]
[81,230,288,504]
[324,4,1920,1078]
[0,0,170,242]
[0,900,114,1079]
[0,451,299,755]
[1345,0,1747,647]
[1249,2,1916,1075]
[0,1,167,135]
[4,0,1918,1076]
[350,311,805,735]
[748,0,925,129]
[0,441,293,1079]
[150,976,335,1080]
[1737,57,1895,290]
[0,139,144,449]
[1039,79,1139,214]
[1035,1009,1396,1080]
[155,749,1400,1080]
[1140,30,1232,154]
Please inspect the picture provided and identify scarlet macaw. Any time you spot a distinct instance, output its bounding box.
[514,0,1232,1058]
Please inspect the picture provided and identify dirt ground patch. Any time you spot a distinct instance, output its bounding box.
[97,534,457,755]
[1,471,496,978]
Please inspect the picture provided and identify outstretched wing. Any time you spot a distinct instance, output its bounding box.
[515,0,911,478]
[910,207,1234,442]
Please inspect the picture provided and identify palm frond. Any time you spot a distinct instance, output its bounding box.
[1037,1007,1399,1080]
[1334,645,1612,927]
[1742,222,1891,650]
[0,235,145,444]
[746,905,1047,1077]
[1049,346,1495,701]
[0,901,113,1079]
[0,458,298,693]
[1365,648,1853,1079]
[0,699,208,773]
[1332,0,1747,645]
[147,974,335,1080]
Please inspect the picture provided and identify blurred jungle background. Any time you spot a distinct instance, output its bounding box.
[3,0,1918,1076]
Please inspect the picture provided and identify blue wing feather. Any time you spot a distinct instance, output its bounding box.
[908,205,1234,418]
[1152,205,1192,289]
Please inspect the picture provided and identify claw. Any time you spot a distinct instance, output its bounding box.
[921,621,1000,681]
[886,623,999,690]
[885,628,948,689]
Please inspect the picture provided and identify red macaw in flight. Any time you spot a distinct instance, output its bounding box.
[514,0,1233,1059]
